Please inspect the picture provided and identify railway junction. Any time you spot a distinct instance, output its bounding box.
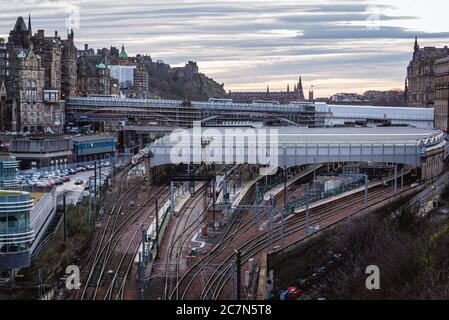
[3,97,449,300]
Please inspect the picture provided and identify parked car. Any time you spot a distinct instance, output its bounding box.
[279,287,303,300]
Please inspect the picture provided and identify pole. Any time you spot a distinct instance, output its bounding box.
[99,159,102,191]
[364,175,368,208]
[283,147,287,206]
[111,155,115,185]
[268,196,274,250]
[37,268,43,299]
[281,207,285,244]
[401,168,404,190]
[224,165,228,204]
[139,252,144,300]
[155,198,159,258]
[255,182,261,232]
[170,181,175,215]
[212,178,216,230]
[88,178,92,226]
[94,161,97,198]
[63,193,67,242]
[305,185,310,234]
[283,167,287,206]
[141,224,146,265]
[394,165,397,193]
[235,250,241,301]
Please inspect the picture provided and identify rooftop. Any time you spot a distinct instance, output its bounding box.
[0,190,29,198]
[153,126,444,147]
[72,134,116,142]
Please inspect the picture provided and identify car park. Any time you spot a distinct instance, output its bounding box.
[17,163,112,191]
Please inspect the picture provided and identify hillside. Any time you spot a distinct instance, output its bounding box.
[145,60,226,101]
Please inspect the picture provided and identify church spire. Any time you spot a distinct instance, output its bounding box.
[414,35,419,52]
[28,14,32,35]
[297,76,305,100]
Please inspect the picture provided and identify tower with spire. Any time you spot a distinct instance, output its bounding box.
[28,14,32,35]
[413,35,420,59]
[296,76,305,100]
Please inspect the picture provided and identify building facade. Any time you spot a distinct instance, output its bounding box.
[132,62,149,98]
[77,56,111,96]
[406,37,449,107]
[0,154,20,190]
[72,134,116,162]
[1,16,73,133]
[434,57,449,132]
[0,191,34,272]
[13,44,65,133]
[10,137,73,169]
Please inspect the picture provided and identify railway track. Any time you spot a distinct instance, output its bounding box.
[79,174,168,300]
[106,186,170,300]
[161,165,242,299]
[204,183,418,300]
[168,168,318,299]
[162,184,209,300]
[172,172,416,300]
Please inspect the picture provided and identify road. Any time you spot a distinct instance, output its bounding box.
[56,170,96,205]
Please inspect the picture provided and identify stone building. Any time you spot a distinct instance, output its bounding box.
[13,44,64,132]
[434,56,449,132]
[1,16,76,133]
[406,37,449,107]
[132,62,149,98]
[0,38,7,84]
[0,81,7,131]
[77,55,111,96]
[60,30,77,99]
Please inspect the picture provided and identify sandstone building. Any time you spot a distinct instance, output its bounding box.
[0,16,76,133]
[405,37,449,108]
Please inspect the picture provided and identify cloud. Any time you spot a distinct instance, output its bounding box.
[0,0,448,97]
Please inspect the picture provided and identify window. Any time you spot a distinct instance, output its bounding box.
[8,213,18,229]
[0,214,6,230]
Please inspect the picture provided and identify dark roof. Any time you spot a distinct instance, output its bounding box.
[418,47,447,59]
[78,55,106,74]
[13,16,28,32]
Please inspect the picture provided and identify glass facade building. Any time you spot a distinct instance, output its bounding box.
[0,191,34,269]
[0,154,20,190]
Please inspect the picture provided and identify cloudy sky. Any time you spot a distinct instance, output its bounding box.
[1,0,449,97]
